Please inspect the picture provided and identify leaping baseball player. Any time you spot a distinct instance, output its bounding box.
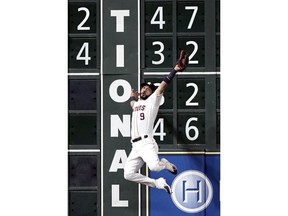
[124,50,188,194]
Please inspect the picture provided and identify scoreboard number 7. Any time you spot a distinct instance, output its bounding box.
[150,5,199,30]
[185,6,198,29]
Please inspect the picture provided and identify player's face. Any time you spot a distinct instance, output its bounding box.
[140,85,152,100]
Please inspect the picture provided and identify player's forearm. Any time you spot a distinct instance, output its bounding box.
[156,68,179,95]
[163,67,178,84]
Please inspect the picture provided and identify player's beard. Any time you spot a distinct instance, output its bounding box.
[140,94,149,100]
[140,92,151,100]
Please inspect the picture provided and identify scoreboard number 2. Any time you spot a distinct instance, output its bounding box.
[186,82,199,106]
[77,7,91,31]
[186,41,199,64]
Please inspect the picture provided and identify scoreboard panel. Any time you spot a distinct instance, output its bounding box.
[68,0,220,215]
[68,0,101,216]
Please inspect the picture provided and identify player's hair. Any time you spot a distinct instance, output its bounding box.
[140,82,156,93]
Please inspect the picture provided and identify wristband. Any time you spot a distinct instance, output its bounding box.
[163,69,177,84]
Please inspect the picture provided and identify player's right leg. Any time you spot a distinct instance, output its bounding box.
[124,149,156,188]
[160,158,177,175]
[155,177,172,194]
[140,142,177,175]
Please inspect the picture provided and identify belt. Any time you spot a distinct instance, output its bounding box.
[131,135,148,143]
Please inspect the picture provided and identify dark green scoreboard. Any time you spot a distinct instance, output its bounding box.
[68,0,220,216]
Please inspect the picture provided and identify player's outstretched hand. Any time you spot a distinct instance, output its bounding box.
[175,50,188,72]
[131,89,139,99]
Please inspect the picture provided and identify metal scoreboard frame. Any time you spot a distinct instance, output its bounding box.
[68,0,220,216]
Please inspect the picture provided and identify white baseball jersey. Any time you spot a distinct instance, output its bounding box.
[131,91,163,140]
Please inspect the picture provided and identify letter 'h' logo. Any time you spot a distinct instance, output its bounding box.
[171,170,213,213]
[182,180,203,203]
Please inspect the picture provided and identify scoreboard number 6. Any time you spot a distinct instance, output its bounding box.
[153,117,200,142]
[186,117,199,141]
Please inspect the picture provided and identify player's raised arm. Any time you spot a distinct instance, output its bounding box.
[156,50,188,96]
[130,89,139,108]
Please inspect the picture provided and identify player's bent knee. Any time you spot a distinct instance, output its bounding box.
[149,163,162,172]
[124,172,133,181]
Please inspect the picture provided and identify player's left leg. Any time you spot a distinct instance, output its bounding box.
[140,142,177,174]
[124,149,156,187]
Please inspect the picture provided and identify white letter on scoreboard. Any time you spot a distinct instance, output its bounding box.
[110,10,130,32]
[109,79,131,103]
[111,184,129,207]
[109,149,128,172]
[110,115,130,137]
[116,45,124,67]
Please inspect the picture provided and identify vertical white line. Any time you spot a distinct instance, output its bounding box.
[138,1,141,216]
[138,0,141,91]
[100,0,104,216]
[116,45,124,67]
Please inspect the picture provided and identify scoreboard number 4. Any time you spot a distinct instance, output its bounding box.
[153,117,199,142]
[76,42,91,65]
[150,6,198,30]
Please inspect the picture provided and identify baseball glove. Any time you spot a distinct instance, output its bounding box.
[176,50,188,72]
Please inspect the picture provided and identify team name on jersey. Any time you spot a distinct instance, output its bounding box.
[133,105,146,112]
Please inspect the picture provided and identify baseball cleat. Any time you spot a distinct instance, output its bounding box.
[161,158,178,175]
[155,177,172,195]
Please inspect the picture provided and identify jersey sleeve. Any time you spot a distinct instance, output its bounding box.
[148,91,163,107]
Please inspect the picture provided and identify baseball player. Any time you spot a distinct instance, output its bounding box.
[124,50,188,194]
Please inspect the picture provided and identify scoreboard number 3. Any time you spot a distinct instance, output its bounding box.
[150,40,199,66]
